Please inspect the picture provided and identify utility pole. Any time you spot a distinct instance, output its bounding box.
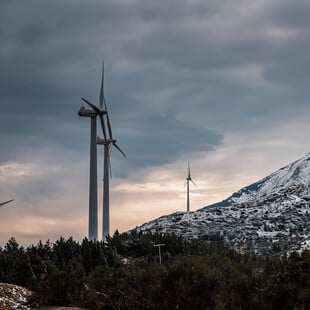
[154,244,165,267]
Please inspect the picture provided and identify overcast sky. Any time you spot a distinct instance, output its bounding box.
[1,0,309,245]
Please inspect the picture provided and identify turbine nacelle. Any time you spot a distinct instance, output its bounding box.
[97,137,117,145]
[97,136,126,158]
[80,97,107,115]
[186,178,197,185]
[78,106,98,117]
[186,162,197,187]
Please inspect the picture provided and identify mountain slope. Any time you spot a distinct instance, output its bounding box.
[137,153,310,256]
[204,152,310,208]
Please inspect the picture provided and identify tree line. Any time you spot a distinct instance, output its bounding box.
[0,230,309,309]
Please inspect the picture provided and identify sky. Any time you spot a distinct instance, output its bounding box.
[0,0,309,245]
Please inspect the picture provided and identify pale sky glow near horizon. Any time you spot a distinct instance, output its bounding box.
[1,0,310,246]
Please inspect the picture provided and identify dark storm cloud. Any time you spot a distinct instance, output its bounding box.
[267,0,310,29]
[116,114,223,173]
[1,0,310,174]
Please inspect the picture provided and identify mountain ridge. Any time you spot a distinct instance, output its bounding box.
[202,152,310,209]
[136,152,310,256]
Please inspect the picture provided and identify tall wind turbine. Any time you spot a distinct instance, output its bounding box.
[78,72,107,240]
[185,162,197,212]
[97,63,126,240]
[0,199,13,207]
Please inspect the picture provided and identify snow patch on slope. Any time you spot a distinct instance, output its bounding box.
[136,153,310,256]
[0,283,32,309]
[220,152,310,206]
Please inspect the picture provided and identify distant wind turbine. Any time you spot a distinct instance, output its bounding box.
[0,199,14,207]
[185,162,197,212]
[97,62,126,241]
[78,69,107,241]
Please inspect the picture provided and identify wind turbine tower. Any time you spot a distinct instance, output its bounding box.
[97,63,126,241]
[185,162,197,212]
[78,74,107,240]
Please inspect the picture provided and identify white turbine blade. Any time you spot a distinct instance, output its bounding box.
[99,62,104,109]
[103,93,107,110]
[191,179,197,187]
[106,113,113,139]
[184,181,188,187]
[81,97,100,113]
[113,142,126,158]
[99,115,107,141]
[0,199,13,207]
[100,61,109,111]
[98,64,113,140]
[101,61,109,111]
[188,162,191,178]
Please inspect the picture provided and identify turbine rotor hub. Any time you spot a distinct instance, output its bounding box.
[97,137,117,145]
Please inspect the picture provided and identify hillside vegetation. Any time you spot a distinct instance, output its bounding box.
[0,231,309,309]
[138,153,310,256]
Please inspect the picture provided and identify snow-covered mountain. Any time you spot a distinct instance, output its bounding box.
[136,153,310,256]
[205,152,310,208]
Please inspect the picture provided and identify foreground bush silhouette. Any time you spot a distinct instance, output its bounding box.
[0,232,309,309]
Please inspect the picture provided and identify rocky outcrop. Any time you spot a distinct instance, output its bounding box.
[0,283,33,310]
